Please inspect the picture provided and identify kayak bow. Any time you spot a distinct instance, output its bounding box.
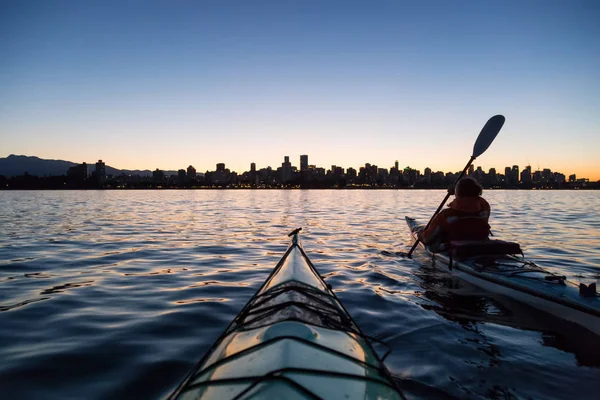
[170,228,405,400]
[405,216,600,336]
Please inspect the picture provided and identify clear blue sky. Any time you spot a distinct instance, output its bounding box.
[1,0,599,178]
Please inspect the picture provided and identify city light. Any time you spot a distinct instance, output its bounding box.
[1,155,594,190]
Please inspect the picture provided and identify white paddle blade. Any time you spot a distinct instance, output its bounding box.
[472,115,505,158]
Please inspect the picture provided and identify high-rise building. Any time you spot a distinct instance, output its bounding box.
[504,166,512,185]
[432,171,445,184]
[468,165,474,176]
[250,163,256,173]
[542,168,552,183]
[521,166,532,184]
[569,174,576,182]
[346,167,357,180]
[300,155,308,172]
[213,164,229,184]
[395,160,399,170]
[153,168,165,182]
[67,162,88,181]
[488,168,497,184]
[95,160,106,180]
[178,169,186,183]
[424,167,432,184]
[446,172,458,183]
[187,165,196,179]
[475,166,484,182]
[281,156,292,182]
[332,166,344,177]
[404,167,418,185]
[512,165,519,185]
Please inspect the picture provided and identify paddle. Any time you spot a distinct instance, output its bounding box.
[403,115,505,258]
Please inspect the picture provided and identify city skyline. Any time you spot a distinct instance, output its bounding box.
[141,156,591,184]
[2,151,596,190]
[150,155,594,184]
[1,1,599,180]
[0,153,594,183]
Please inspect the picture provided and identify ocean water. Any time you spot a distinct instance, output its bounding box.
[0,190,598,399]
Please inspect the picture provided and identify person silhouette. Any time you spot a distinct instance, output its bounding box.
[418,177,490,252]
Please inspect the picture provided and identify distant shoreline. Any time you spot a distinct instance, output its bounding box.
[1,187,597,191]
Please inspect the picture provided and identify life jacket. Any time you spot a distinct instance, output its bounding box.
[420,197,490,245]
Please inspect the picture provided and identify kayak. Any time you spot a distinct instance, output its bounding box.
[169,228,405,400]
[405,216,600,336]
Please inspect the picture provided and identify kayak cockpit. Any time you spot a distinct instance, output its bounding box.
[405,216,600,335]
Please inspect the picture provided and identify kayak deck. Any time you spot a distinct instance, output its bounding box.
[405,216,600,336]
[170,230,404,400]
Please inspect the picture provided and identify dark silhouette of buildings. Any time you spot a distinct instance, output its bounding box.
[67,162,88,181]
[95,160,106,180]
[187,165,196,179]
[300,155,308,172]
[281,156,292,183]
[153,169,165,183]
[0,155,596,190]
[90,160,106,184]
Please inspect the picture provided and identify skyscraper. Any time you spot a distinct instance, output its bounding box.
[178,169,186,183]
[346,167,357,181]
[187,165,196,179]
[153,168,164,182]
[542,168,552,183]
[512,165,520,185]
[504,166,512,185]
[95,160,106,180]
[488,168,497,184]
[424,167,432,184]
[250,163,256,173]
[475,166,484,182]
[521,166,532,184]
[282,156,292,182]
[300,155,308,172]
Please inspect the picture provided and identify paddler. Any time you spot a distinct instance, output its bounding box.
[417,177,490,252]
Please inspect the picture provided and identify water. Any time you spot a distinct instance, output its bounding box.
[0,190,598,399]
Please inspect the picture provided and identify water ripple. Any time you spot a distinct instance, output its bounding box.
[0,190,598,399]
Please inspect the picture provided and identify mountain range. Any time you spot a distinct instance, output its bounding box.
[0,155,179,177]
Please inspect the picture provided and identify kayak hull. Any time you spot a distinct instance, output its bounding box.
[171,233,404,400]
[405,216,600,336]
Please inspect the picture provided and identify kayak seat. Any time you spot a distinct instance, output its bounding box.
[447,239,522,260]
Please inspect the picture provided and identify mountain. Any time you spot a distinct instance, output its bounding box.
[0,155,77,177]
[0,155,179,177]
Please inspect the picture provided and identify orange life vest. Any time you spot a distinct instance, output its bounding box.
[420,197,490,245]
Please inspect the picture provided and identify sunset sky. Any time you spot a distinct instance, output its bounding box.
[1,1,599,179]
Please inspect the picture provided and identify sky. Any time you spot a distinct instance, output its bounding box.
[1,0,599,179]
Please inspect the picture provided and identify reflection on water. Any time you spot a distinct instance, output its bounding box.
[0,190,598,399]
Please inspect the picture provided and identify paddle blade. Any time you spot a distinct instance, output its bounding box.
[472,115,505,158]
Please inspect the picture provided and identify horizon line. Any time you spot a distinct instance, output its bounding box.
[2,153,596,181]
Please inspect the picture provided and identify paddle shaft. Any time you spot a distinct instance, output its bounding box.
[406,156,475,258]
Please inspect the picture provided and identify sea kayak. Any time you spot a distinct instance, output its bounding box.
[405,216,600,336]
[169,228,405,400]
